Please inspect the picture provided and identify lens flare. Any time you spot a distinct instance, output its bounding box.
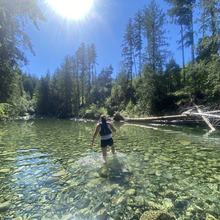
[46,0,94,20]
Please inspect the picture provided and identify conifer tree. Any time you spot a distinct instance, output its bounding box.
[61,55,73,116]
[87,44,92,96]
[181,0,196,99]
[196,0,220,59]
[121,18,134,88]
[75,50,80,110]
[133,9,143,77]
[164,0,191,84]
[182,0,196,64]
[143,0,170,74]
[165,58,181,93]
[36,70,50,115]
[135,0,170,114]
[50,68,61,115]
[21,73,38,99]
[71,55,79,114]
[78,43,87,106]
[91,43,98,85]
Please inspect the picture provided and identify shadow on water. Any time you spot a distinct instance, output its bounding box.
[101,154,133,182]
[72,151,133,185]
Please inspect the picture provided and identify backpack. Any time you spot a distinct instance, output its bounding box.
[99,122,112,136]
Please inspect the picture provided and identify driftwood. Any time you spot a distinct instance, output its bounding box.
[124,114,188,122]
[122,114,204,125]
[115,104,220,132]
[120,107,220,130]
[189,112,220,118]
[181,105,217,131]
[204,110,220,114]
[125,115,188,121]
[194,105,215,131]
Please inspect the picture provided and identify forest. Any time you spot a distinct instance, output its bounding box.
[0,0,220,119]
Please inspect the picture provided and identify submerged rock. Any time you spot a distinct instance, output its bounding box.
[60,214,73,220]
[0,169,10,174]
[53,170,68,177]
[0,202,10,212]
[174,200,188,209]
[44,177,59,184]
[93,208,107,220]
[139,210,175,220]
[126,189,135,196]
[206,213,218,220]
[115,196,126,206]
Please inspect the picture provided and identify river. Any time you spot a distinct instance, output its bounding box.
[0,119,219,219]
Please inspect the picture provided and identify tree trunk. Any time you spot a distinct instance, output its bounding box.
[133,49,137,78]
[210,6,216,37]
[88,62,91,95]
[82,70,84,106]
[181,24,185,85]
[76,63,80,109]
[190,11,196,100]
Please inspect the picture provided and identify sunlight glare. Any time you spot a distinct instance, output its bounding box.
[46,0,94,20]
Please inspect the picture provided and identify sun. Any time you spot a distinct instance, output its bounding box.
[46,0,94,20]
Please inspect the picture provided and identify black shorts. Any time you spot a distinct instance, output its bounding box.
[101,138,113,148]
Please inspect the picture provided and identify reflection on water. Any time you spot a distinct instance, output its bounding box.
[0,119,220,219]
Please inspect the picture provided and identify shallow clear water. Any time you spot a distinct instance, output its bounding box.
[0,119,220,220]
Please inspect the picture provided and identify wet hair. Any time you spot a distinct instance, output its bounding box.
[100,114,106,124]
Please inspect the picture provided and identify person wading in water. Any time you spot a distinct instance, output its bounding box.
[92,114,116,161]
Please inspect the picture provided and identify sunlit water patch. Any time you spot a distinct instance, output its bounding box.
[0,119,220,219]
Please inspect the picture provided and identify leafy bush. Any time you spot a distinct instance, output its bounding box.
[107,105,119,116]
[78,104,109,119]
[119,101,147,118]
[0,103,11,118]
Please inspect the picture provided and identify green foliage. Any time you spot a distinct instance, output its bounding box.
[197,0,220,43]
[110,62,133,108]
[135,64,158,114]
[0,103,11,118]
[0,0,45,119]
[21,73,39,99]
[164,58,182,93]
[78,104,109,119]
[0,68,18,103]
[17,92,36,116]
[120,100,143,118]
[107,106,119,117]
[0,0,45,103]
[205,55,220,98]
[0,0,45,63]
[35,72,50,115]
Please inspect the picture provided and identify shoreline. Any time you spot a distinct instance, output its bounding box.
[0,115,103,123]
[1,115,219,128]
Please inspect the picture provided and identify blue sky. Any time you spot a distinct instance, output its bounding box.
[22,0,199,78]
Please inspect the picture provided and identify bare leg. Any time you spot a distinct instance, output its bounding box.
[111,145,115,154]
[101,147,107,161]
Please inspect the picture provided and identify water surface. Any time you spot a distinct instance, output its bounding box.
[0,119,220,219]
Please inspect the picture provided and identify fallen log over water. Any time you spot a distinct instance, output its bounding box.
[124,114,188,122]
[117,105,220,129]
[195,105,215,131]
[119,114,207,125]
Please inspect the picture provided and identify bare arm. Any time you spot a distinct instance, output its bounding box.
[92,124,100,145]
[108,122,116,133]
